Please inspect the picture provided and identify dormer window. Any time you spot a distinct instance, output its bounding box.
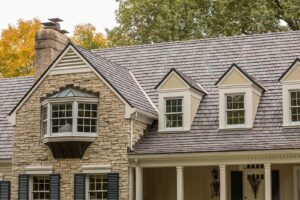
[290,91,300,123]
[226,94,245,125]
[41,87,99,159]
[216,64,266,130]
[155,68,207,132]
[165,98,183,128]
[279,58,300,127]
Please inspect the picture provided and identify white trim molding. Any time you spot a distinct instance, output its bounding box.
[129,149,300,167]
[25,165,53,175]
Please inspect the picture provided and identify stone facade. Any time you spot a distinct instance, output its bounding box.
[12,72,148,200]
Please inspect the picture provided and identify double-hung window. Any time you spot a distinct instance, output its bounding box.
[88,175,108,200]
[31,176,50,200]
[78,103,98,133]
[226,94,245,125]
[165,98,183,128]
[51,103,73,133]
[291,91,300,122]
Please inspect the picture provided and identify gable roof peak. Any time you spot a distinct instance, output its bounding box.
[155,68,208,94]
[216,63,266,92]
[278,58,300,81]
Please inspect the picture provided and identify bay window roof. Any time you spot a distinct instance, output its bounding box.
[49,88,96,98]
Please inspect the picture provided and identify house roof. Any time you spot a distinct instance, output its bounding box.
[155,68,208,94]
[2,31,300,157]
[93,31,300,155]
[0,76,34,159]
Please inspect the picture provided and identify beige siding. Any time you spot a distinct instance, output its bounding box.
[252,92,260,120]
[0,162,12,181]
[220,69,250,86]
[160,73,188,90]
[283,62,300,81]
[190,96,200,125]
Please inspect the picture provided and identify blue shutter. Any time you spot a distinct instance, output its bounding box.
[108,173,119,200]
[231,171,243,200]
[272,170,280,200]
[74,174,86,200]
[18,175,29,200]
[50,174,60,200]
[0,181,11,200]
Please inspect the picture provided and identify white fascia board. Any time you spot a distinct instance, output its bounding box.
[8,45,134,125]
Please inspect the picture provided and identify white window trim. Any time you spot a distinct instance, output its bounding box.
[225,93,246,128]
[219,87,253,130]
[85,173,109,200]
[42,97,99,139]
[165,97,184,129]
[282,82,300,127]
[29,175,50,200]
[158,90,191,132]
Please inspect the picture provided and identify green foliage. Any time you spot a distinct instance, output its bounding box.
[107,0,299,46]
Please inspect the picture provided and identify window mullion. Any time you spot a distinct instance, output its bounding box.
[73,101,78,135]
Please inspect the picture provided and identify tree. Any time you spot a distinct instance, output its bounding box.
[72,24,109,50]
[0,19,41,77]
[108,0,299,45]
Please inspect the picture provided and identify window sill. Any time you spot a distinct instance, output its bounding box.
[282,124,300,129]
[218,126,252,131]
[42,133,97,143]
[158,129,190,134]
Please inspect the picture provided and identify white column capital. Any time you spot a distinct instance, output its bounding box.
[264,163,271,169]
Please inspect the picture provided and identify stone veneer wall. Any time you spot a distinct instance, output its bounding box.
[12,72,148,200]
[132,120,148,147]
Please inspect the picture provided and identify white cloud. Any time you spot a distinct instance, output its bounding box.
[0,0,119,35]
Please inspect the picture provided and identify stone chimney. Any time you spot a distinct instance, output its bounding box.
[34,18,70,80]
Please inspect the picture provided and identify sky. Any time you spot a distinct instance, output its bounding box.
[0,0,119,35]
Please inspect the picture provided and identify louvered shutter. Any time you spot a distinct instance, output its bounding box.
[272,170,280,200]
[18,175,29,200]
[0,181,10,200]
[231,171,243,200]
[74,174,86,200]
[107,173,119,200]
[50,174,60,200]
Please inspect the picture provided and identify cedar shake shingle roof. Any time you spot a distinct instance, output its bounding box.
[93,31,300,155]
[0,76,34,159]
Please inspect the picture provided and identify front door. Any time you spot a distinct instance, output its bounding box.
[243,170,265,200]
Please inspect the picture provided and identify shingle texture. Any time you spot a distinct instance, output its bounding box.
[0,77,34,159]
[75,45,157,115]
[93,31,300,155]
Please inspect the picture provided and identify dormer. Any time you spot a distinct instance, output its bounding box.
[216,64,266,130]
[155,68,207,132]
[279,58,300,127]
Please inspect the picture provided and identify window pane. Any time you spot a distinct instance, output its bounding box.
[77,103,98,133]
[32,176,50,200]
[51,103,73,133]
[166,113,183,128]
[226,95,245,125]
[89,175,108,200]
[291,91,300,122]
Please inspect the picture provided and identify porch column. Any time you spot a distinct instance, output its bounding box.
[129,167,134,200]
[264,164,272,200]
[176,166,184,200]
[219,165,227,200]
[136,166,143,200]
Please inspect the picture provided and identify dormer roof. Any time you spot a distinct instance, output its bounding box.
[155,68,207,94]
[215,63,266,92]
[278,58,300,82]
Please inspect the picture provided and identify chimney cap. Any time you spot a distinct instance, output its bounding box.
[49,18,63,23]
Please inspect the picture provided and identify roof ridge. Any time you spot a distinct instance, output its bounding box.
[93,30,300,52]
